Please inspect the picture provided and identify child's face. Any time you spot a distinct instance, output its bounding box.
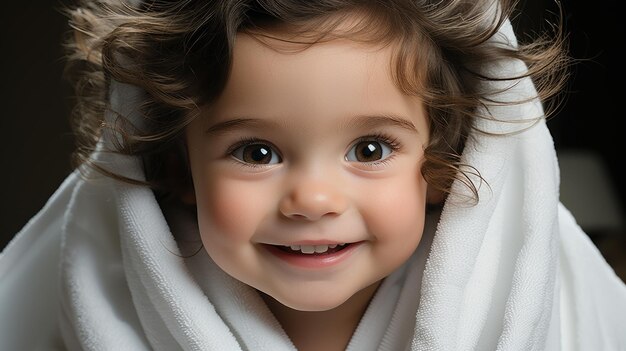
[185,33,429,311]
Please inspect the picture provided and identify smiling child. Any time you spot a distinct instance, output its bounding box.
[2,0,626,350]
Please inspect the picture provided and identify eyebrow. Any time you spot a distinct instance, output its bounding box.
[204,114,420,135]
[204,118,279,135]
[341,114,420,135]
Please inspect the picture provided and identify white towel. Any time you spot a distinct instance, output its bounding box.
[2,13,626,351]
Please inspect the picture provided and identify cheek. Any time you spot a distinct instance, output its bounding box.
[194,176,269,246]
[361,171,428,245]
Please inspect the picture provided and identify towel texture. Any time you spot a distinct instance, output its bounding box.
[1,11,626,351]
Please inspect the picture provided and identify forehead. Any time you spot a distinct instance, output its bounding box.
[207,32,424,130]
[232,33,393,93]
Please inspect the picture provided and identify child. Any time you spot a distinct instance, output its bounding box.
[2,0,625,350]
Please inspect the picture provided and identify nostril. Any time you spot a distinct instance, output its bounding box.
[281,210,342,221]
[287,213,308,220]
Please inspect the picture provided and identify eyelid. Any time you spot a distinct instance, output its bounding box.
[226,137,274,155]
[349,133,402,153]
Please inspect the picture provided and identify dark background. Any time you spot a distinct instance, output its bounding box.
[1,1,624,279]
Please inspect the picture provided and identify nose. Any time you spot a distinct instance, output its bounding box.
[279,177,348,221]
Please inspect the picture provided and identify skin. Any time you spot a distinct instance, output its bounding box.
[185,32,429,351]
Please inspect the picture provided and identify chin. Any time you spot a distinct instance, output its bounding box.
[275,293,350,312]
[261,280,381,313]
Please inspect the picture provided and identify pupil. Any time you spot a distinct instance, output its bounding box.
[357,142,381,161]
[244,145,271,163]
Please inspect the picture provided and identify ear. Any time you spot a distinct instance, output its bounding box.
[426,185,445,205]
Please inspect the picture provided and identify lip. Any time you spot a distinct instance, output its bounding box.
[280,240,347,246]
[263,242,363,269]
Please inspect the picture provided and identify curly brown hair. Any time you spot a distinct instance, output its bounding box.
[62,0,570,204]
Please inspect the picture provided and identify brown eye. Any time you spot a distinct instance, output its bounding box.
[232,143,281,164]
[346,140,392,162]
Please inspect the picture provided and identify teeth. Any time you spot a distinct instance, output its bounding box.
[301,245,315,254]
[285,243,346,254]
[314,245,328,253]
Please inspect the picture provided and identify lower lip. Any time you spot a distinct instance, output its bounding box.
[263,242,362,269]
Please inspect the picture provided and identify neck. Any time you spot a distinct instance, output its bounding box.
[261,282,380,351]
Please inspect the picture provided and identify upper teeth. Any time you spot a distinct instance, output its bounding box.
[287,244,345,254]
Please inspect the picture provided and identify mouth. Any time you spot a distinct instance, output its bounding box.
[262,242,361,269]
[275,243,351,255]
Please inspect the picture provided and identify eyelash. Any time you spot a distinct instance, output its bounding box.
[226,137,269,154]
[354,133,401,151]
[225,132,402,167]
